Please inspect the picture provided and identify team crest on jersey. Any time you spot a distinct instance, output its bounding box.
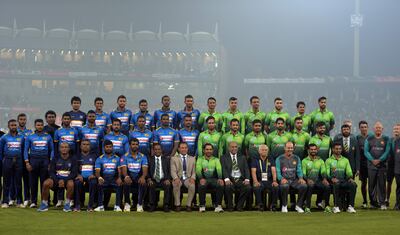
[292,161,296,165]
[112,159,117,163]
[119,137,123,140]
[124,114,128,116]
[381,141,385,145]
[70,132,74,134]
[145,134,149,137]
[16,138,21,141]
[169,132,173,135]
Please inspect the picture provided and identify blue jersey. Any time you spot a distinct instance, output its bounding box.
[77,152,97,179]
[103,132,129,157]
[121,152,148,179]
[49,156,78,181]
[94,111,111,131]
[153,127,179,156]
[177,109,201,129]
[80,125,104,154]
[95,154,120,180]
[110,108,132,133]
[68,110,87,128]
[129,129,153,157]
[131,111,154,130]
[17,127,33,137]
[153,109,177,129]
[0,133,25,160]
[179,129,199,156]
[54,127,80,153]
[24,132,54,160]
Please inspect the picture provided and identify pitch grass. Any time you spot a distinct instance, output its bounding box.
[1,183,400,235]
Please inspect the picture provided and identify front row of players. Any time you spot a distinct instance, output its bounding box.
[35,138,357,214]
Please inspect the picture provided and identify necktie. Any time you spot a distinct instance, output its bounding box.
[155,157,161,182]
[344,138,349,152]
[232,155,239,171]
[182,156,187,172]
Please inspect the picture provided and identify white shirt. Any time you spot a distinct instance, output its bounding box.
[153,156,164,180]
[180,154,188,180]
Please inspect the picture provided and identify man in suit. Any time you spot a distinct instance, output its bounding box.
[171,142,196,212]
[221,141,251,211]
[147,143,172,212]
[334,124,360,176]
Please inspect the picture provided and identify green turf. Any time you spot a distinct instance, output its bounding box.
[1,183,400,235]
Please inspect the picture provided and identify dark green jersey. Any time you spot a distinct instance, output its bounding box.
[266,130,292,159]
[244,109,266,134]
[302,156,326,182]
[198,111,223,132]
[197,130,222,157]
[309,134,332,161]
[325,155,353,181]
[221,109,245,134]
[244,131,267,160]
[310,108,335,135]
[219,131,245,157]
[291,130,311,160]
[290,113,312,133]
[195,156,222,179]
[265,109,290,133]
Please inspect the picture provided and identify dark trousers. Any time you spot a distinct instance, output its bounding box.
[254,181,278,208]
[224,180,250,210]
[332,181,357,208]
[198,178,223,207]
[394,174,400,208]
[279,180,307,207]
[2,158,23,204]
[74,178,97,209]
[306,181,330,208]
[148,180,171,208]
[123,180,146,206]
[22,162,30,201]
[0,161,2,202]
[368,167,386,206]
[98,182,121,207]
[29,158,49,204]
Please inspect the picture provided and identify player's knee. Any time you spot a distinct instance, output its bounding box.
[66,180,74,189]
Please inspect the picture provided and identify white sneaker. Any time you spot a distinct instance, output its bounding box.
[199,206,206,212]
[70,200,74,207]
[380,205,387,210]
[23,200,29,208]
[136,204,144,212]
[114,205,122,212]
[295,205,304,213]
[1,203,9,208]
[17,203,26,208]
[317,202,325,208]
[333,207,341,213]
[281,205,288,213]
[94,206,104,212]
[124,203,131,212]
[55,200,63,208]
[8,200,15,206]
[214,205,224,213]
[30,203,37,208]
[347,206,356,213]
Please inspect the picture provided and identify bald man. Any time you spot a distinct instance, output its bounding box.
[364,122,391,210]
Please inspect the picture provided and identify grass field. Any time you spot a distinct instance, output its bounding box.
[1,184,400,235]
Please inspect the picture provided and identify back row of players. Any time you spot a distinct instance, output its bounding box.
[0,95,399,212]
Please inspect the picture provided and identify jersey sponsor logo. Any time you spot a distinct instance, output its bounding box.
[182,136,196,142]
[137,137,149,143]
[145,120,151,126]
[84,133,99,140]
[128,163,141,170]
[111,140,122,147]
[57,170,70,177]
[160,135,173,141]
[7,142,21,148]
[71,120,83,127]
[61,135,75,142]
[81,165,93,172]
[95,119,106,126]
[33,141,47,147]
[118,116,129,123]
[104,163,116,169]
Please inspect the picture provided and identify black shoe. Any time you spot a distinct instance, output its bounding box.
[164,206,170,212]
[226,207,234,212]
[186,206,192,212]
[175,206,181,212]
[270,207,277,212]
[257,205,264,212]
[237,207,244,212]
[148,206,155,212]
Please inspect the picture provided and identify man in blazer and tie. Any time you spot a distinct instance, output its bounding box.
[221,141,251,211]
[170,142,196,212]
[147,143,172,212]
[334,124,360,176]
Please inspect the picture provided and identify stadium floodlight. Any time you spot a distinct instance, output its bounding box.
[351,14,363,28]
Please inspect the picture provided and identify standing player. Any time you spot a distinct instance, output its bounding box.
[131,99,154,131]
[153,95,177,129]
[386,124,400,207]
[290,101,311,133]
[93,97,111,133]
[219,119,245,157]
[110,95,132,136]
[198,97,222,132]
[129,115,153,157]
[153,114,179,158]
[177,95,201,130]
[357,120,370,208]
[310,96,335,136]
[392,127,400,210]
[68,96,86,128]
[103,119,129,157]
[80,110,104,155]
[179,115,199,157]
[244,119,267,161]
[54,112,80,157]
[309,122,332,161]
[197,116,221,158]
[266,117,292,160]
[244,96,266,134]
[291,117,311,160]
[264,97,290,134]
[221,97,245,135]
[43,110,60,139]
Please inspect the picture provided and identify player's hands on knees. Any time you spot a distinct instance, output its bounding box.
[322,178,329,186]
[98,177,105,185]
[348,178,354,184]
[253,181,261,187]
[189,178,195,185]
[173,178,180,186]
[58,180,65,188]
[199,178,207,185]
[124,176,132,185]
[25,162,33,172]
[147,178,154,186]
[163,180,171,186]
[217,179,224,186]
[116,178,122,186]
[76,175,83,183]
[272,181,279,187]
[138,176,146,185]
[281,178,288,185]
[88,175,96,180]
[332,178,338,184]
[306,179,314,185]
[298,178,306,185]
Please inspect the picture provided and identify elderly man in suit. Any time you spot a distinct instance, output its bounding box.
[221,141,251,211]
[171,142,196,212]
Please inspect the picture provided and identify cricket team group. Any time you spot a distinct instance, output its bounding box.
[0,94,399,214]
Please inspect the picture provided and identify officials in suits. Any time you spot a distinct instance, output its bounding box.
[334,124,360,175]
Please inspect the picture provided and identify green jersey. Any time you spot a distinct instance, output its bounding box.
[291,130,311,159]
[244,109,266,134]
[221,109,245,134]
[266,130,292,159]
[198,111,223,132]
[219,131,245,157]
[244,131,267,160]
[309,134,332,161]
[325,155,353,181]
[265,109,290,133]
[302,156,326,182]
[196,156,222,179]
[290,113,312,133]
[197,130,222,157]
[310,108,335,135]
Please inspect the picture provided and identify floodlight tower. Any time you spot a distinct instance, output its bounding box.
[351,0,363,77]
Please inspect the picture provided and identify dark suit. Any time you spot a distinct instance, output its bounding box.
[147,156,172,209]
[334,134,360,174]
[220,153,251,210]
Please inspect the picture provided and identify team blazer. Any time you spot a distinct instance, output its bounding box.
[170,154,196,180]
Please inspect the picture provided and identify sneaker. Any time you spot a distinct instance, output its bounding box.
[281,205,288,213]
[380,205,387,210]
[70,200,74,207]
[304,207,311,213]
[94,206,105,212]
[37,202,49,212]
[124,203,131,212]
[361,203,368,209]
[324,206,332,213]
[199,206,206,212]
[63,202,72,212]
[87,208,94,212]
[8,200,15,206]
[317,202,325,209]
[2,203,9,209]
[295,205,304,213]
[23,200,29,208]
[30,203,37,208]
[214,205,224,213]
[17,203,25,208]
[114,205,122,212]
[347,206,356,213]
[136,204,144,212]
[332,207,341,214]
[55,200,63,208]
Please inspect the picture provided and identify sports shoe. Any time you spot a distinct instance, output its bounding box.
[214,205,224,213]
[124,203,131,212]
[8,200,15,206]
[361,203,368,209]
[295,205,304,213]
[17,203,25,208]
[380,205,387,210]
[317,202,325,209]
[23,200,29,208]
[304,207,311,213]
[114,205,122,212]
[347,206,356,213]
[55,200,63,208]
[324,206,332,213]
[63,202,72,212]
[136,204,144,212]
[30,203,37,208]
[70,200,74,207]
[2,203,9,208]
[199,206,206,212]
[94,206,105,212]
[37,202,49,212]
[281,205,288,213]
[332,207,341,213]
